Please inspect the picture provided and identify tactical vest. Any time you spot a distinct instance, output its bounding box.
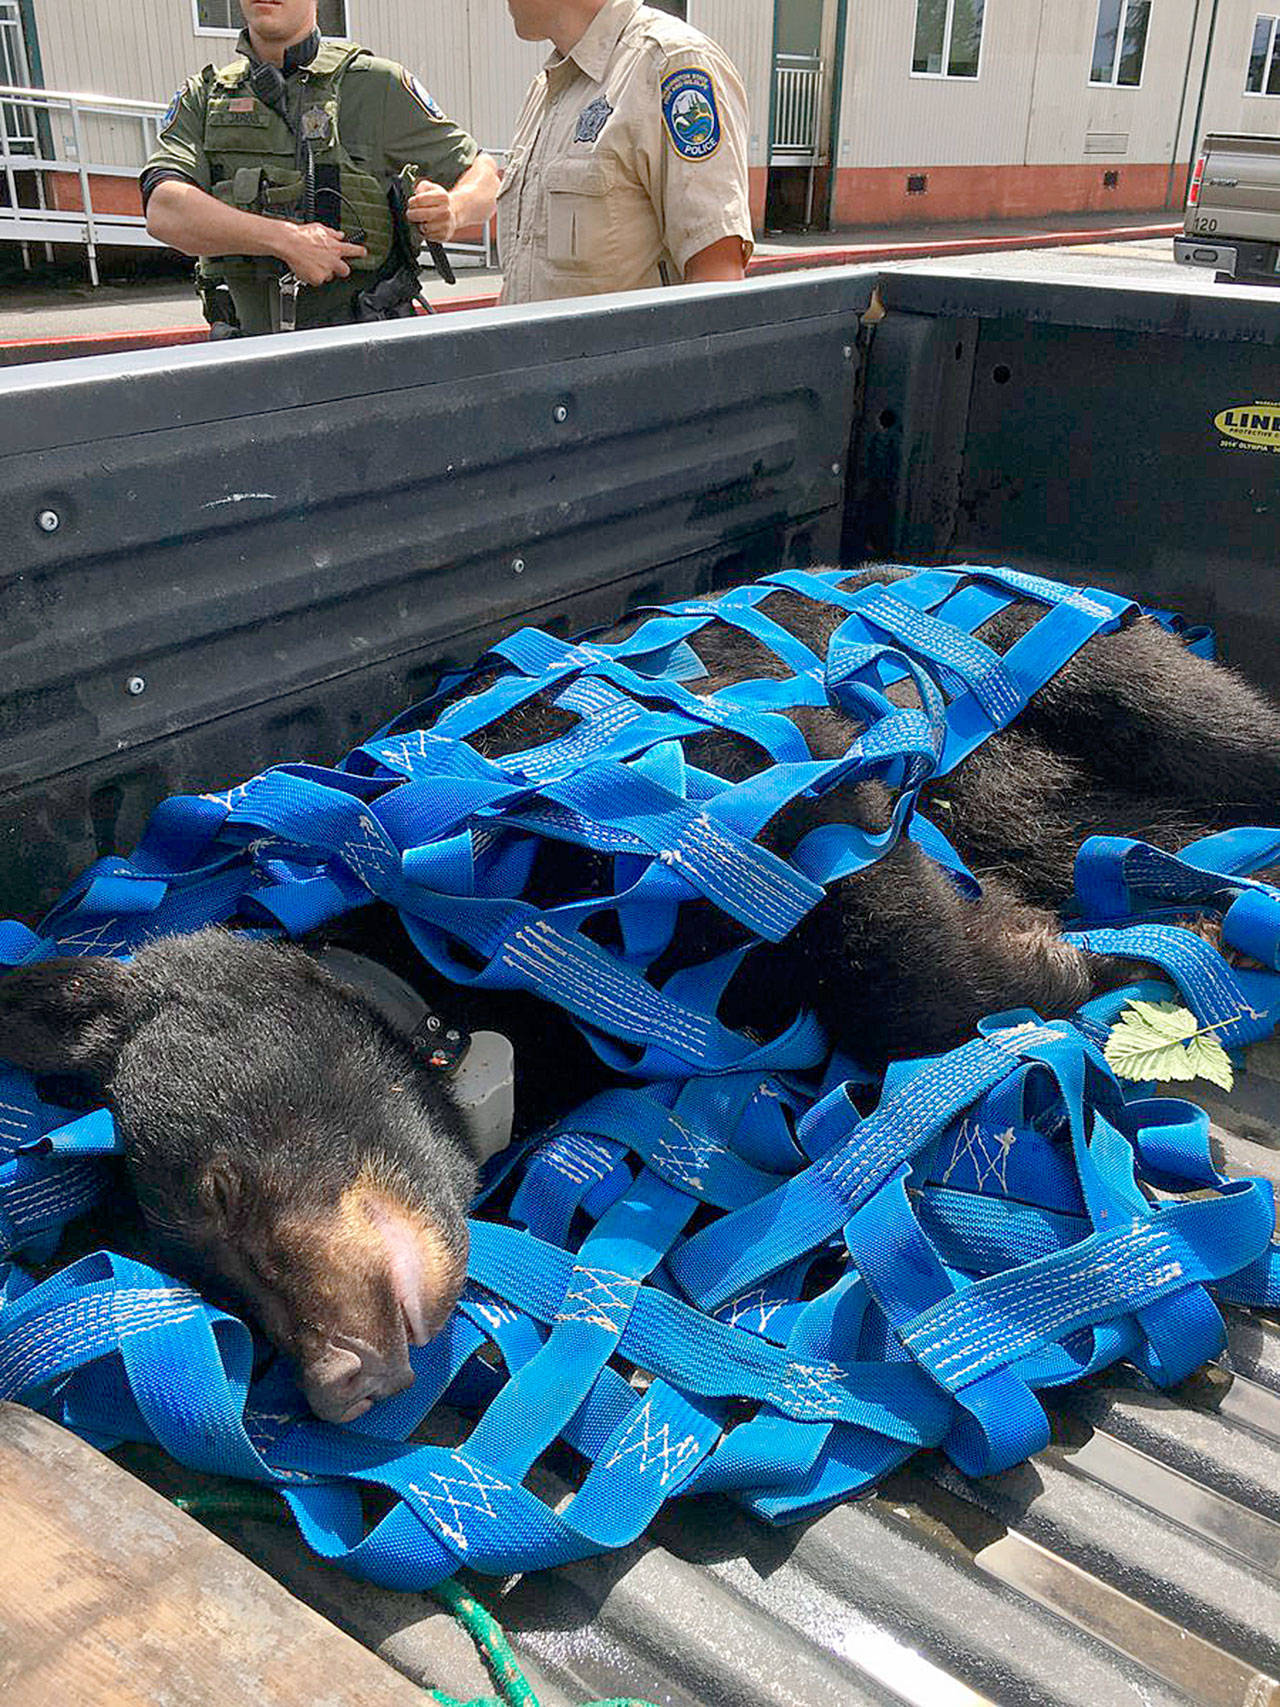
[199,40,396,292]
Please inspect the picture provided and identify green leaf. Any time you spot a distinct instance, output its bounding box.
[1105,1023,1192,1083]
[1182,1032,1235,1092]
[1124,999,1200,1042]
[1104,1001,1235,1091]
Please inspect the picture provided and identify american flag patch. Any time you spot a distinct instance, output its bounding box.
[229,96,256,112]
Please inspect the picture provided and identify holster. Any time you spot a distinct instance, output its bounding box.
[197,276,242,338]
[349,166,426,323]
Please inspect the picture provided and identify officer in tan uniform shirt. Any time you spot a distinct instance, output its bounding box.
[499,0,753,304]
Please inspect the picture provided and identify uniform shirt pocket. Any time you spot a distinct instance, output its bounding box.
[543,157,612,268]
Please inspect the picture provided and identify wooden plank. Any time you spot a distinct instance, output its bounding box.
[0,1402,428,1707]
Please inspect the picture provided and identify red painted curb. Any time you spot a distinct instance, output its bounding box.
[0,292,501,360]
[746,221,1181,275]
[0,324,209,358]
[0,224,1182,363]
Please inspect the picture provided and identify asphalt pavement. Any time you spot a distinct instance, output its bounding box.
[881,235,1220,291]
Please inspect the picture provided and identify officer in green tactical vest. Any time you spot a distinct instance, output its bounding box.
[141,0,499,335]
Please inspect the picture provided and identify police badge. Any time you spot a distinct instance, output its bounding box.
[301,105,333,144]
[574,96,613,145]
[661,68,721,160]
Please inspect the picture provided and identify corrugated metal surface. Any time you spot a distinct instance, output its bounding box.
[484,1309,1280,1707]
[153,1072,1280,1707]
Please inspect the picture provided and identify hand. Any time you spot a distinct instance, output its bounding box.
[406,179,458,243]
[277,222,368,285]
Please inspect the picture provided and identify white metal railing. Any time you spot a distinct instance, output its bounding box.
[0,84,169,283]
[771,55,824,165]
[0,82,502,286]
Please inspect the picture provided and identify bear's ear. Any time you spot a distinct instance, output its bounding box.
[0,956,137,1077]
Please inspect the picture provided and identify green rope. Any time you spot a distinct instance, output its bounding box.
[425,1574,540,1707]
[169,1491,656,1707]
[171,1488,289,1522]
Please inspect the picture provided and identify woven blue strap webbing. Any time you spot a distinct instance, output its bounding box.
[1,564,1276,1585]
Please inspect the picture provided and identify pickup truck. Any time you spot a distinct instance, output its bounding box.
[1175,131,1280,285]
[2,267,1280,1707]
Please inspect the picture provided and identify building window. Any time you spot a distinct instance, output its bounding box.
[912,0,984,79]
[1247,15,1280,93]
[1090,0,1151,87]
[194,0,348,34]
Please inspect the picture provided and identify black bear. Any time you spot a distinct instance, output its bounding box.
[4,566,1279,1419]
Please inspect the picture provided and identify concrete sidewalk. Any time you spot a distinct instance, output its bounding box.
[0,257,495,341]
[0,206,1180,351]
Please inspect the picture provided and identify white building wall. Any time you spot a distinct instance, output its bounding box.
[32,0,201,167]
[1195,0,1280,142]
[833,0,1280,177]
[835,1,1042,172]
[352,0,541,152]
[26,0,1280,190]
[690,0,773,168]
[1023,0,1211,167]
[28,0,759,172]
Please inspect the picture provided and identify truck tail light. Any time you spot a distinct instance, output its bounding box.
[1188,154,1207,207]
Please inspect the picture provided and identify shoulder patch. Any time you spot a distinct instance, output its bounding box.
[401,69,444,119]
[160,87,184,136]
[661,66,721,161]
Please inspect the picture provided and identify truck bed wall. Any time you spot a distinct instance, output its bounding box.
[2,268,1280,919]
[0,277,863,919]
[848,271,1280,697]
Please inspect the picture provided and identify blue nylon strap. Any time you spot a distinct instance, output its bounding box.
[670,1025,1072,1312]
[1066,829,1280,1308]
[1,1010,1275,1573]
[1075,833,1270,921]
[852,587,1025,725]
[1075,832,1280,978]
[1065,924,1270,1047]
[900,1187,1271,1392]
[3,564,1279,1584]
[0,920,41,966]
